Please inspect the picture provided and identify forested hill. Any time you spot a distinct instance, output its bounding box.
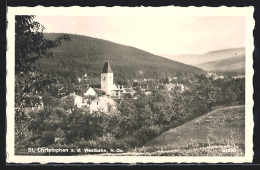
[36,33,205,84]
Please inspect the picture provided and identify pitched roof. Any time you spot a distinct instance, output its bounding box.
[101,62,113,73]
[91,95,117,106]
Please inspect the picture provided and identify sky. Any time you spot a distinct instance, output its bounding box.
[35,16,245,55]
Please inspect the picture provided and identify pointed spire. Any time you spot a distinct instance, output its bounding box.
[101,61,113,73]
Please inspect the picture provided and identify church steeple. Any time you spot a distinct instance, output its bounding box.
[101,61,114,95]
[101,62,113,73]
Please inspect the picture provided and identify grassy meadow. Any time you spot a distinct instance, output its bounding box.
[102,105,245,156]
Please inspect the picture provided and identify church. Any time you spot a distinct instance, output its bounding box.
[101,61,128,98]
[89,61,120,113]
[73,61,132,113]
[101,61,114,95]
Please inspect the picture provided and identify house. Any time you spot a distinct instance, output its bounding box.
[83,87,97,96]
[233,75,245,79]
[138,85,149,92]
[83,74,88,82]
[77,77,82,83]
[69,92,76,96]
[112,89,124,98]
[73,95,90,108]
[165,84,174,91]
[74,95,84,108]
[206,73,226,80]
[165,83,184,92]
[144,91,152,95]
[206,72,219,80]
[111,84,126,98]
[89,95,117,114]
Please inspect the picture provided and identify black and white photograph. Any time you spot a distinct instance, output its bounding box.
[6,6,254,163]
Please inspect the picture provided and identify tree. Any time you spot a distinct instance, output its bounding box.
[15,16,71,74]
[15,15,71,151]
[149,91,173,125]
[15,16,71,106]
[163,77,170,84]
[15,15,71,106]
[191,74,219,112]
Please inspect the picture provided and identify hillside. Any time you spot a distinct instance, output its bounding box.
[196,54,245,73]
[98,105,245,156]
[140,105,245,156]
[36,33,205,85]
[160,47,245,67]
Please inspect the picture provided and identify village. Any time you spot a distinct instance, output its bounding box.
[58,61,186,114]
[19,61,236,117]
[15,60,246,156]
[21,61,189,115]
[22,61,241,118]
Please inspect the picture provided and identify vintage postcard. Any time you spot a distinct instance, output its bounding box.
[6,6,254,163]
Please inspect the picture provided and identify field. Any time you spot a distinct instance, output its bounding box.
[102,105,245,156]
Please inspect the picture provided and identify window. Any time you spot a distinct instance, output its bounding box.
[110,76,111,79]
[103,76,105,80]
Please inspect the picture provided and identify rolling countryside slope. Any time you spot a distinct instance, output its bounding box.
[36,33,205,84]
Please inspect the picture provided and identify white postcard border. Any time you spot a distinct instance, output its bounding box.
[6,6,254,163]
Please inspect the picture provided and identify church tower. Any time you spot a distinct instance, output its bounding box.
[101,62,114,95]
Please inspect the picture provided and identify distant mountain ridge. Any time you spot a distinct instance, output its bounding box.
[196,54,245,73]
[35,33,205,84]
[160,47,245,73]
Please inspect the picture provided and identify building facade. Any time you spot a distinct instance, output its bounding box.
[89,96,117,113]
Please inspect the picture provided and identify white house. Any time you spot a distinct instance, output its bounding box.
[165,83,184,92]
[89,95,117,114]
[74,95,84,108]
[83,87,97,96]
[233,75,245,79]
[74,95,89,108]
[111,84,126,98]
[77,77,82,83]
